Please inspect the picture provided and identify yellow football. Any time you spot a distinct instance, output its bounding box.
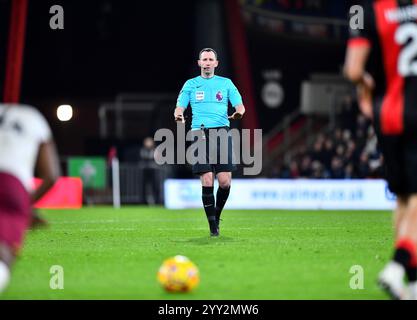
[157,255,200,292]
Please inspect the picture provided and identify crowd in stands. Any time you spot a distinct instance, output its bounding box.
[270,105,384,180]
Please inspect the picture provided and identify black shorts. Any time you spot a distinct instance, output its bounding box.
[191,126,237,175]
[374,130,417,195]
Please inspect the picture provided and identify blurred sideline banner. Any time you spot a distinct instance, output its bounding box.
[68,157,106,189]
[164,179,396,210]
[33,177,83,209]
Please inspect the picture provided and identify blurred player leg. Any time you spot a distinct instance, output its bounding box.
[0,172,32,294]
[29,208,48,229]
[394,196,408,240]
[399,195,417,298]
[0,244,13,293]
[379,195,417,299]
[377,197,408,300]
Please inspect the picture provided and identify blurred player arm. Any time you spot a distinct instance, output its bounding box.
[31,140,61,203]
[343,44,374,120]
[228,104,245,120]
[344,43,371,84]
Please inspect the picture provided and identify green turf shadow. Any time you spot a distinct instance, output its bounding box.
[184,236,237,245]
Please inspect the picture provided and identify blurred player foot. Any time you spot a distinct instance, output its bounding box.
[29,210,48,230]
[378,261,406,300]
[0,261,10,294]
[406,282,417,300]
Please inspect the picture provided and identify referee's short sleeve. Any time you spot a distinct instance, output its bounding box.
[228,79,243,108]
[176,81,191,108]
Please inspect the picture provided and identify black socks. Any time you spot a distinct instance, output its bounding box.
[202,185,231,235]
[202,186,216,225]
[394,239,417,283]
[407,266,417,282]
[215,186,230,221]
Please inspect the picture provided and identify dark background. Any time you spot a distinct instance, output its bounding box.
[1,0,354,157]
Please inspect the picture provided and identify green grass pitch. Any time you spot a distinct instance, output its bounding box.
[1,207,394,300]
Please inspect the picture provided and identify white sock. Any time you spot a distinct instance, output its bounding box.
[409,281,417,300]
[0,261,10,293]
[386,261,406,277]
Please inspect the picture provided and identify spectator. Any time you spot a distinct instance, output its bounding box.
[339,94,358,132]
[299,155,312,178]
[311,139,325,164]
[342,129,352,144]
[140,137,159,205]
[363,126,378,155]
[368,151,383,178]
[322,138,334,170]
[330,156,345,179]
[335,144,345,159]
[289,160,300,178]
[344,163,356,179]
[333,128,344,146]
[311,160,325,179]
[355,127,367,151]
[357,152,370,178]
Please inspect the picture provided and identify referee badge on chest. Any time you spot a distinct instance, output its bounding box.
[195,91,205,101]
[216,91,223,101]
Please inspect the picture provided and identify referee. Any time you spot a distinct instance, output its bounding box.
[174,48,245,236]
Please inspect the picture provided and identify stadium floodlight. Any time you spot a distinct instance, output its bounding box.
[57,105,73,121]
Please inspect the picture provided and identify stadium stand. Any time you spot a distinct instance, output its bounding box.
[268,98,384,180]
